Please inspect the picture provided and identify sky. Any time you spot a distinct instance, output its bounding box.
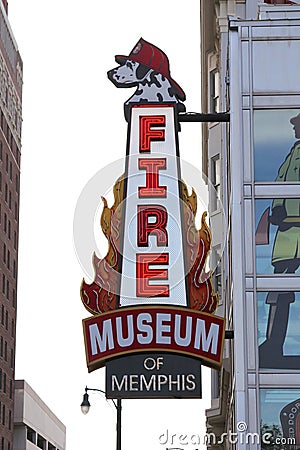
[7,1,213,449]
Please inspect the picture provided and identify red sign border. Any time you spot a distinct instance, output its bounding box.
[83,305,225,372]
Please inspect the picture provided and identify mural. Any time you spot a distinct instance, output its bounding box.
[260,389,300,449]
[255,110,300,369]
[257,292,300,367]
[254,109,300,182]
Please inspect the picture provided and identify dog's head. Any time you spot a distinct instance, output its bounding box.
[107,59,150,88]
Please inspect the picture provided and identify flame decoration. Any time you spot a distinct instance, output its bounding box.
[81,177,218,315]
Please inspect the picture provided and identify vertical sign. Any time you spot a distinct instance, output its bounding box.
[79,39,225,395]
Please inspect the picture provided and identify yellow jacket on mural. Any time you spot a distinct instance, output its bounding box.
[271,141,300,265]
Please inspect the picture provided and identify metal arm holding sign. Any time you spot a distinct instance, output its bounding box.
[178,112,230,122]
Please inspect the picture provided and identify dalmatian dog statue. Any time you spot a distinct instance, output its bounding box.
[107,38,186,120]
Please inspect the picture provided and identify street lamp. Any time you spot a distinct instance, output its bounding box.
[81,386,122,450]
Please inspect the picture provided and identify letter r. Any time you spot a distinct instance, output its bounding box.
[137,205,168,247]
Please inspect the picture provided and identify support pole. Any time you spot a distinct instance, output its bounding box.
[116,399,122,450]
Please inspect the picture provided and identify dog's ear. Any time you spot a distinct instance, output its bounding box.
[136,63,150,80]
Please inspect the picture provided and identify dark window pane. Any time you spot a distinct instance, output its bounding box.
[254,109,300,182]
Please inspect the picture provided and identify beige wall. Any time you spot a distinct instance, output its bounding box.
[14,380,66,450]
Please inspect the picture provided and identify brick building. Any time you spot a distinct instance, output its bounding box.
[0,1,23,449]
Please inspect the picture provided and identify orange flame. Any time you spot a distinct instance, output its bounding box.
[181,181,218,313]
[81,177,218,315]
[80,175,124,314]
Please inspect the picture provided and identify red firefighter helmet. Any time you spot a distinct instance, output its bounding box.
[115,38,186,101]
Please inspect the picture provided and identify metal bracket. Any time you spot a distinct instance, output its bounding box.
[225,330,234,340]
[178,112,230,123]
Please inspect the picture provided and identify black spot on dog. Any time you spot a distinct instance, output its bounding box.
[150,72,162,88]
[126,61,133,70]
[141,71,162,88]
[136,63,150,80]
[157,93,163,102]
[168,85,177,98]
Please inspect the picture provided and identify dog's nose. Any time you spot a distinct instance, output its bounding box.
[107,68,116,82]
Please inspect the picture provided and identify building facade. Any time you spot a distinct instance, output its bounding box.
[13,380,66,450]
[0,1,23,449]
[201,0,300,448]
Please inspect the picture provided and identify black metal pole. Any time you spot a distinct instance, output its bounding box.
[178,112,230,122]
[116,399,122,450]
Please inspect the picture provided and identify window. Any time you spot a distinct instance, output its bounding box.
[255,199,300,275]
[10,349,13,368]
[258,291,300,369]
[0,141,2,160]
[14,201,17,220]
[212,248,222,299]
[13,231,17,250]
[209,70,220,113]
[9,161,12,181]
[5,154,8,173]
[37,434,46,449]
[254,109,300,182]
[27,427,36,444]
[4,182,7,202]
[5,311,7,330]
[3,212,6,232]
[211,369,221,400]
[8,220,10,239]
[13,260,16,279]
[260,389,300,446]
[0,336,3,357]
[7,250,10,269]
[4,341,7,361]
[2,404,4,426]
[2,243,5,263]
[0,171,1,191]
[9,379,12,399]
[8,410,11,430]
[1,305,4,325]
[2,275,4,294]
[211,155,221,211]
[8,190,11,209]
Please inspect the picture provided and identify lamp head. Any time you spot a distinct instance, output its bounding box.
[81,391,90,415]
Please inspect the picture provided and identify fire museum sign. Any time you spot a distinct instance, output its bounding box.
[80,38,225,396]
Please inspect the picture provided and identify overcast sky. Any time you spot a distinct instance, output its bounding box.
[7,1,212,449]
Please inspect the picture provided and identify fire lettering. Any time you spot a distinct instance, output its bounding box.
[137,205,168,247]
[136,253,169,297]
[139,115,166,152]
[138,158,167,198]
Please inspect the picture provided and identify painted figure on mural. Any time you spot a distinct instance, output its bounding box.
[259,113,300,368]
